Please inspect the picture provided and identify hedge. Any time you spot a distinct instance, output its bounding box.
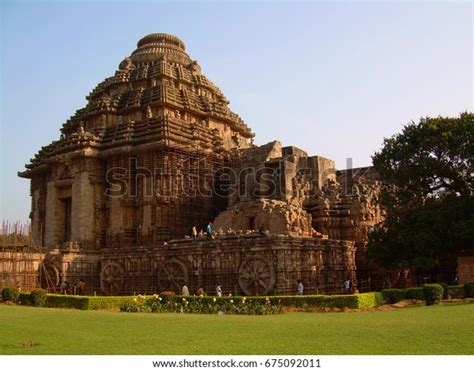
[121,295,283,315]
[17,292,31,305]
[182,292,382,309]
[263,292,383,309]
[30,289,47,307]
[14,292,383,311]
[1,287,19,302]
[440,283,449,300]
[423,284,444,305]
[464,283,474,298]
[17,293,130,310]
[354,292,385,308]
[448,285,464,299]
[405,287,425,301]
[381,289,406,304]
[382,284,472,303]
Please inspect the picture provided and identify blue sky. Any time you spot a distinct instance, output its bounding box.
[1,0,472,222]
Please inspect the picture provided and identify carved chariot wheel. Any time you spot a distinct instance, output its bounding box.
[100,262,125,296]
[39,263,60,289]
[238,255,275,296]
[157,259,188,293]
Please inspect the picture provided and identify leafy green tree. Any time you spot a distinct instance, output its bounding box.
[368,112,474,271]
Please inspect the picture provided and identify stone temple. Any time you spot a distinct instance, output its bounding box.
[17,34,384,296]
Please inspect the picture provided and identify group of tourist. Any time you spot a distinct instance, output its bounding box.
[59,278,86,295]
[181,284,206,296]
[190,222,214,242]
[189,222,270,243]
[180,279,354,297]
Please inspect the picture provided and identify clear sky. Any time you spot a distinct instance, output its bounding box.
[0,0,472,222]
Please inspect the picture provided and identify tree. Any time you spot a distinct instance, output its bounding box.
[368,112,474,272]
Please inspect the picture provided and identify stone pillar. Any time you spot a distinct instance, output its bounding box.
[109,197,123,234]
[71,172,94,249]
[31,189,42,245]
[44,181,60,246]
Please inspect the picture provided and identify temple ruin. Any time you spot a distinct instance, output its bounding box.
[15,33,384,295]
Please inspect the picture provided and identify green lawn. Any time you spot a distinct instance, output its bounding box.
[0,303,473,355]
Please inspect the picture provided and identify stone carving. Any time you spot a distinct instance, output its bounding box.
[100,114,107,128]
[100,262,125,296]
[238,255,275,296]
[145,106,153,119]
[118,57,134,71]
[157,259,188,293]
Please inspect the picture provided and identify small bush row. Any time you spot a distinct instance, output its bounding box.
[120,292,383,314]
[9,291,383,312]
[17,292,131,310]
[1,287,20,302]
[422,284,443,306]
[464,283,474,298]
[8,289,48,306]
[120,295,283,315]
[381,283,474,304]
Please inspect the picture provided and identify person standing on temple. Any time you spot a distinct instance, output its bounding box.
[192,226,197,242]
[297,279,304,295]
[182,285,190,296]
[59,281,68,295]
[344,278,352,294]
[206,221,213,240]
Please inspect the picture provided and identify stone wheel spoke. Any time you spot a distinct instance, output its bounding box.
[238,255,275,296]
[100,262,124,296]
[157,259,188,293]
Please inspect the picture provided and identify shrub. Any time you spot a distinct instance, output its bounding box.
[15,292,383,313]
[405,287,425,301]
[1,287,19,303]
[159,291,176,297]
[119,293,383,314]
[464,282,474,298]
[270,295,359,309]
[45,294,131,310]
[120,295,283,315]
[440,283,449,300]
[448,285,464,299]
[45,294,89,310]
[17,292,31,305]
[355,292,384,308]
[422,284,444,306]
[30,289,47,307]
[381,289,405,304]
[120,297,150,313]
[87,296,131,310]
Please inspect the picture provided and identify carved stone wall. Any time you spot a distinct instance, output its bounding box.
[100,235,356,296]
[214,200,314,237]
[0,246,100,294]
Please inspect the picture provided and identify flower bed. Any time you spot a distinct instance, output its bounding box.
[13,291,383,314]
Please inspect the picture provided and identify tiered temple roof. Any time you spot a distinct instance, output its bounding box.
[20,33,254,176]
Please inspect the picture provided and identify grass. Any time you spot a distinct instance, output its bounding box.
[0,303,473,355]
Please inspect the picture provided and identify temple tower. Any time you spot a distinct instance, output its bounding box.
[19,33,255,250]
